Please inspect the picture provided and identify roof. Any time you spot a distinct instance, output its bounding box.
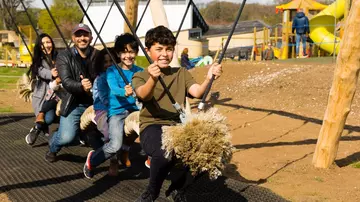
[53,38,68,49]
[0,30,17,34]
[192,1,209,33]
[276,0,327,10]
[204,20,270,37]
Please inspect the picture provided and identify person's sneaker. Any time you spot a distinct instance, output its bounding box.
[25,127,41,145]
[79,133,87,146]
[79,139,86,146]
[45,151,57,163]
[135,190,154,202]
[42,128,50,137]
[167,190,187,202]
[145,156,151,169]
[139,149,147,156]
[120,150,131,168]
[83,150,94,179]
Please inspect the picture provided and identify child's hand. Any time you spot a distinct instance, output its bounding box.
[148,61,161,80]
[207,63,222,80]
[124,85,133,97]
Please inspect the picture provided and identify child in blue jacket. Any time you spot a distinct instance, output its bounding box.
[84,33,143,179]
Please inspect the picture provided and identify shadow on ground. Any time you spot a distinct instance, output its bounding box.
[0,113,288,201]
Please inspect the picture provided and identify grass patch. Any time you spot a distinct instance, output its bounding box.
[0,77,19,83]
[135,56,181,68]
[0,67,28,76]
[0,77,19,89]
[350,161,360,168]
[314,176,324,182]
[0,106,14,113]
[135,56,150,68]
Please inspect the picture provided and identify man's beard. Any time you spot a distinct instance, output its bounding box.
[75,41,90,52]
[77,45,89,52]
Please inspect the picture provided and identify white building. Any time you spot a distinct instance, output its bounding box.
[83,0,268,59]
[83,0,206,44]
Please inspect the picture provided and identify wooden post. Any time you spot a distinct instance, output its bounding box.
[124,0,139,33]
[281,10,290,60]
[5,46,8,67]
[275,26,278,47]
[313,0,360,168]
[29,26,32,54]
[262,27,266,53]
[281,22,289,60]
[344,0,350,23]
[149,0,180,67]
[251,27,256,61]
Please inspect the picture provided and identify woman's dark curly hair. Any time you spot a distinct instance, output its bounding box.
[114,33,139,54]
[94,48,118,76]
[29,33,57,79]
[145,25,176,49]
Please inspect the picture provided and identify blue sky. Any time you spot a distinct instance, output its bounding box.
[31,0,273,8]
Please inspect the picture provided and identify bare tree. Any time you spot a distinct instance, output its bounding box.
[0,0,32,30]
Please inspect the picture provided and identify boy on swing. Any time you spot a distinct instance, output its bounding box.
[132,25,222,202]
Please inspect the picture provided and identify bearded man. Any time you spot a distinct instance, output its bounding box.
[45,23,98,163]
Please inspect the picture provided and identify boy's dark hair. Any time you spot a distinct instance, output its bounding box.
[145,25,176,49]
[94,48,118,76]
[114,33,139,53]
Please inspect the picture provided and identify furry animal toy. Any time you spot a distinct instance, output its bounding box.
[79,100,233,180]
[161,107,233,180]
[17,73,34,102]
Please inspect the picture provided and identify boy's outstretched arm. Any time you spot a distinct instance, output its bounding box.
[135,62,161,101]
[188,63,222,98]
[106,68,127,98]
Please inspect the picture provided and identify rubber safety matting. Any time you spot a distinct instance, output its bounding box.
[0,114,288,202]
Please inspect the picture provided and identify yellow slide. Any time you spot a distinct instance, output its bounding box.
[273,47,282,59]
[309,0,344,55]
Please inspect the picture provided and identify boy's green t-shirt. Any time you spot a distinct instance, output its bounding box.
[132,67,197,133]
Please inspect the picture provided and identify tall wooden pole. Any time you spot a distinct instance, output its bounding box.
[149,0,180,67]
[124,0,139,33]
[344,0,350,22]
[313,0,360,168]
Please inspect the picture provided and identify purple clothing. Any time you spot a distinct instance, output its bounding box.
[94,110,109,141]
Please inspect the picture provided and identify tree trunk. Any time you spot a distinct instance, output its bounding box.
[149,0,180,67]
[124,0,139,34]
[0,0,25,30]
[2,17,8,30]
[0,1,8,30]
[313,0,360,168]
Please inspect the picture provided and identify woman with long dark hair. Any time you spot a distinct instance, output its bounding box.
[25,33,58,145]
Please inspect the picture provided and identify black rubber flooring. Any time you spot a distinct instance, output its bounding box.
[0,113,288,202]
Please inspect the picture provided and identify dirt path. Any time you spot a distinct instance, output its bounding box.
[0,194,9,202]
[190,59,360,201]
[0,89,33,114]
